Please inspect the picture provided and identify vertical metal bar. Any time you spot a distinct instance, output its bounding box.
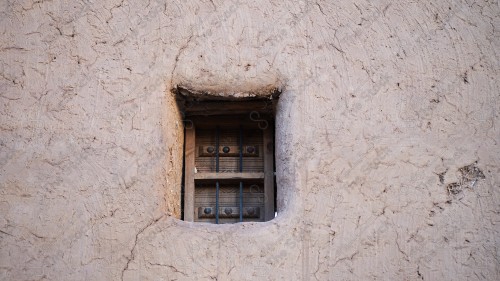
[239,126,243,173]
[216,181,219,224]
[215,126,220,173]
[239,182,243,222]
[239,126,243,222]
[215,126,220,224]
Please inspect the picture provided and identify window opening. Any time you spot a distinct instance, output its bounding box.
[177,92,278,224]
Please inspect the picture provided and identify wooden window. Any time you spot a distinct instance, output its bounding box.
[179,97,277,223]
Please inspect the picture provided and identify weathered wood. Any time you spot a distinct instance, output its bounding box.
[194,172,265,180]
[175,86,281,102]
[188,116,272,129]
[183,101,273,116]
[263,126,275,221]
[183,126,196,222]
[183,109,275,223]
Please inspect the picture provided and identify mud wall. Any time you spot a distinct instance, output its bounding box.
[0,1,498,280]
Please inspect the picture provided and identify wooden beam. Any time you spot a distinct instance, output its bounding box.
[188,116,273,129]
[194,172,265,180]
[183,125,196,222]
[184,101,273,116]
[263,126,275,221]
[175,86,281,102]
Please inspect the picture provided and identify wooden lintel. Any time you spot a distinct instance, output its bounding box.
[183,101,273,116]
[194,172,265,180]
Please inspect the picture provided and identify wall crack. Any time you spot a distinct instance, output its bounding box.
[121,215,165,281]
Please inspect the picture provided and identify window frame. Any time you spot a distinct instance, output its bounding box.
[178,95,278,224]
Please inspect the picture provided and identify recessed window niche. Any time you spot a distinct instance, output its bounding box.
[174,86,280,224]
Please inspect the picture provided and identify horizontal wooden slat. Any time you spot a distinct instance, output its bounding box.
[183,101,274,116]
[194,172,265,180]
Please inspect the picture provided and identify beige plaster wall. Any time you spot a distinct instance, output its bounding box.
[0,0,498,280]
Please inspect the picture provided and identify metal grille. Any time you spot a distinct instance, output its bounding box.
[195,128,264,173]
[183,111,275,224]
[194,182,265,223]
[192,126,267,223]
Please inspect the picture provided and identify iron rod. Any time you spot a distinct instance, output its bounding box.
[215,126,220,224]
[216,181,219,224]
[239,182,243,222]
[239,126,243,222]
[239,126,243,173]
[215,126,220,173]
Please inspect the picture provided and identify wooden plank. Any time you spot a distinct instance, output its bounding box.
[176,86,280,102]
[189,116,274,134]
[184,101,273,116]
[263,126,275,221]
[194,172,265,180]
[183,125,196,222]
[189,117,273,129]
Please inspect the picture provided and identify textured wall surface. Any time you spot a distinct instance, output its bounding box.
[1,0,499,280]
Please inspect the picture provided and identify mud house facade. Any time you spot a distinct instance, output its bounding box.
[0,1,498,280]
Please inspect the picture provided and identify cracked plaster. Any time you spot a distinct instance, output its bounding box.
[0,0,499,280]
